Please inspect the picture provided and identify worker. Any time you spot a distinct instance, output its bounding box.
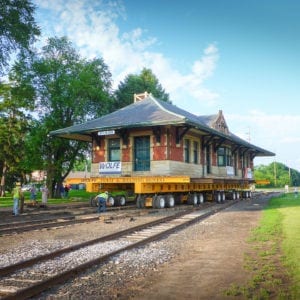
[97,191,108,213]
[12,182,23,216]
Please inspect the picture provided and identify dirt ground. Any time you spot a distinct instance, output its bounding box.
[1,195,289,299]
[118,196,280,300]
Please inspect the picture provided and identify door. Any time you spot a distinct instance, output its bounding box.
[134,136,150,171]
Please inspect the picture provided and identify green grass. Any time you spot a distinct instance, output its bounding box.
[280,195,300,298]
[0,189,96,208]
[224,193,300,299]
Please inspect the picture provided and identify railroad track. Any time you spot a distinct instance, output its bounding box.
[0,199,239,300]
[0,204,139,236]
[0,215,100,236]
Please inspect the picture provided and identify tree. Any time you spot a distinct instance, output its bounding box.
[0,0,40,76]
[0,82,33,195]
[113,68,170,110]
[13,36,113,197]
[254,162,300,187]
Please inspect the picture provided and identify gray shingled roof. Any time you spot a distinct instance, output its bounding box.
[50,94,274,157]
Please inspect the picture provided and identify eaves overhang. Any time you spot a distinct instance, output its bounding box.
[184,119,275,157]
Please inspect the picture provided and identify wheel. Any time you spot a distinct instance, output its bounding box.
[222,192,226,202]
[232,191,236,200]
[188,193,198,205]
[115,195,126,206]
[215,192,222,203]
[107,196,115,207]
[90,196,97,207]
[136,194,145,208]
[198,193,204,204]
[118,195,126,206]
[155,195,166,209]
[166,194,175,207]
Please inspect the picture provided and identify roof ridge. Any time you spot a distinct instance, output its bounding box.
[148,94,185,120]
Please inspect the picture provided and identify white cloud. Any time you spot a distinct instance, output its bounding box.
[227,111,300,170]
[33,0,219,107]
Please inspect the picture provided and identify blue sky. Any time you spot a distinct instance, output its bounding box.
[33,0,300,171]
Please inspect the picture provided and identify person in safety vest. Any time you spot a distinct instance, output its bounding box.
[97,191,108,213]
[12,182,23,216]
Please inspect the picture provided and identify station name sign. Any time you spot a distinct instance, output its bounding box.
[99,161,121,174]
[98,130,115,136]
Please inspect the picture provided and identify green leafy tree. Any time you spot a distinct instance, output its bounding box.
[13,36,113,197]
[0,0,40,76]
[254,162,300,187]
[0,82,33,195]
[113,68,170,109]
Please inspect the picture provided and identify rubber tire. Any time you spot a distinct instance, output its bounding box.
[155,195,166,209]
[188,194,198,205]
[222,192,226,202]
[136,195,145,208]
[198,193,204,204]
[107,196,115,207]
[232,192,236,200]
[90,196,97,207]
[215,192,222,203]
[118,195,126,206]
[166,194,175,208]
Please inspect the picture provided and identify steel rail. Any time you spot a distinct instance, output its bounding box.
[0,205,207,277]
[0,200,239,300]
[0,216,100,235]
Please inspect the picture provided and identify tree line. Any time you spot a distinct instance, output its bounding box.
[0,0,169,197]
[254,162,300,188]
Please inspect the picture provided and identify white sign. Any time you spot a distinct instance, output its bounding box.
[98,130,115,136]
[245,168,253,179]
[99,161,121,174]
[226,166,234,176]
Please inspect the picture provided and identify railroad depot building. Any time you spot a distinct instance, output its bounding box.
[51,93,274,184]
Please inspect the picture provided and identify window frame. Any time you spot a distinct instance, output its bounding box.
[184,139,190,163]
[108,138,121,162]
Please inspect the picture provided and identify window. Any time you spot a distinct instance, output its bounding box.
[193,141,198,164]
[218,147,225,166]
[108,139,120,161]
[217,147,232,166]
[184,139,190,163]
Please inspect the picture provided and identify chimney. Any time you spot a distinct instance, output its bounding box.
[134,91,150,102]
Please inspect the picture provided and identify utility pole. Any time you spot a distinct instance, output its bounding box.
[274,160,277,186]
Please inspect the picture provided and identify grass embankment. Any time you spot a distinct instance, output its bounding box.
[0,189,95,208]
[224,193,300,299]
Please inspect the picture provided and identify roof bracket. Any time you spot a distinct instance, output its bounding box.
[202,135,215,149]
[232,145,242,154]
[176,126,191,144]
[118,129,129,146]
[92,133,101,148]
[214,138,226,152]
[250,152,256,160]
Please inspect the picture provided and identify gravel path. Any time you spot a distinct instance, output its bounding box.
[0,196,274,299]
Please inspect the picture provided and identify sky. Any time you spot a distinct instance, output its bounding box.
[32,0,300,171]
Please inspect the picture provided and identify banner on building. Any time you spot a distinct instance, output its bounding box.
[226,166,234,176]
[245,168,253,179]
[99,161,121,174]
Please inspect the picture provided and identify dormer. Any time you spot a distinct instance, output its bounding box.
[211,110,229,135]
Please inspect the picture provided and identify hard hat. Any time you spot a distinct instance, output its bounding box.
[16,182,21,186]
[105,191,108,194]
